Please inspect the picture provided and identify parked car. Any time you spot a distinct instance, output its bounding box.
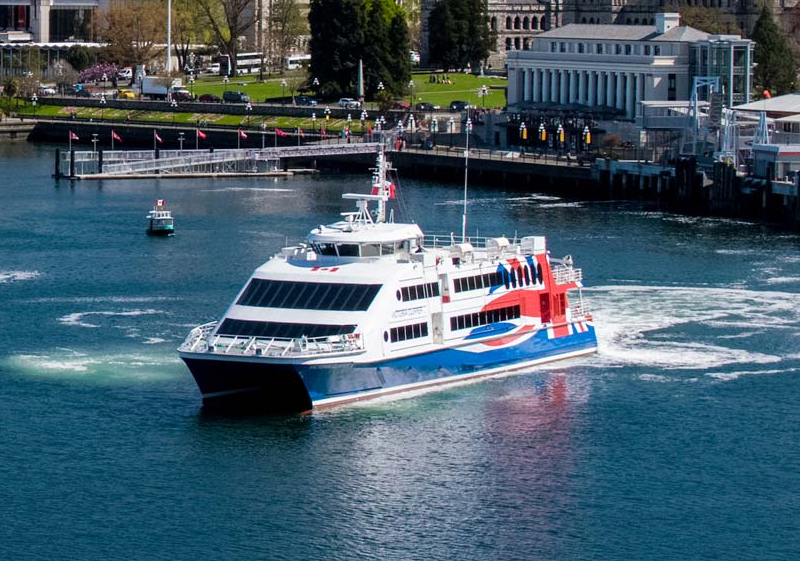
[338,97,360,109]
[198,93,221,103]
[38,85,57,96]
[117,67,132,79]
[295,95,317,106]
[117,89,136,99]
[416,102,440,111]
[393,100,410,110]
[449,100,470,112]
[223,90,250,103]
[64,86,90,97]
[172,90,193,102]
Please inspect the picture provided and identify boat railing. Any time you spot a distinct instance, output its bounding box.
[568,300,591,320]
[552,265,583,284]
[179,322,365,357]
[423,233,495,250]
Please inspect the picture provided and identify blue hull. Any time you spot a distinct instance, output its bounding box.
[182,325,597,413]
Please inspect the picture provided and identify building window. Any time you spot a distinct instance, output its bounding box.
[491,16,497,31]
[560,42,566,53]
[523,16,529,30]
[644,45,651,55]
[532,17,538,30]
[551,41,557,53]
[507,38,513,51]
[668,73,676,101]
[578,43,585,53]
[596,43,603,54]
[514,16,520,30]
[514,37,521,50]
[615,44,621,55]
[506,16,512,30]
[625,44,631,55]
[654,45,661,55]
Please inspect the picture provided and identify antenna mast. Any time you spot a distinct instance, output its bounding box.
[461,117,472,242]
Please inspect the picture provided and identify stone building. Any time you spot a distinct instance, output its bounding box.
[0,0,111,43]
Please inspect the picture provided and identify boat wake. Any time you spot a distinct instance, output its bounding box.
[7,349,181,381]
[58,309,165,329]
[586,284,800,380]
[0,270,41,283]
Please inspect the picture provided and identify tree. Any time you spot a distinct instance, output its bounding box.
[428,0,494,71]
[66,45,93,72]
[100,0,166,67]
[751,6,796,96]
[2,77,19,110]
[195,0,256,75]
[308,0,410,98]
[680,6,740,35]
[271,0,307,67]
[172,0,207,72]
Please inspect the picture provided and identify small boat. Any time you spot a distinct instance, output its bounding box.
[178,148,597,413]
[146,199,174,236]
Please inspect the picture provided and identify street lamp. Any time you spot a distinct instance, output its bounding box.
[260,121,266,149]
[324,106,330,122]
[31,93,37,118]
[408,80,415,110]
[519,122,527,150]
[539,122,546,145]
[188,74,195,98]
[312,77,319,92]
[478,84,488,108]
[100,94,106,120]
[281,79,287,104]
[102,72,107,98]
[170,98,177,124]
[583,125,591,152]
[91,133,98,152]
[245,101,252,124]
[360,109,367,131]
[311,112,317,136]
[178,131,184,153]
[431,117,438,145]
[222,74,229,96]
[557,123,565,153]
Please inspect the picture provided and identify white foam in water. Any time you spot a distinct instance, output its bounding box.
[58,309,164,328]
[8,349,180,381]
[587,285,800,372]
[0,270,41,283]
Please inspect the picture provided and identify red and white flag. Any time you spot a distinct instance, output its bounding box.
[321,127,327,139]
[298,128,304,138]
[275,128,288,137]
[156,199,165,207]
[69,131,79,140]
[154,131,163,143]
[111,130,122,142]
[196,129,207,139]
[238,129,248,139]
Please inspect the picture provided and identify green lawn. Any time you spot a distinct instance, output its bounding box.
[11,72,507,128]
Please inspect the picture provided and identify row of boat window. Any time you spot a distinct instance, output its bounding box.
[397,282,440,302]
[217,319,356,339]
[237,279,381,311]
[453,264,544,293]
[449,304,522,331]
[385,322,430,343]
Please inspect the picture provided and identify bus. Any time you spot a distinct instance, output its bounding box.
[218,52,264,76]
[284,54,310,70]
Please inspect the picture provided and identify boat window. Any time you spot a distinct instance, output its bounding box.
[361,244,381,257]
[314,243,338,256]
[337,244,360,257]
[449,304,521,331]
[537,263,544,283]
[399,281,440,302]
[381,243,395,255]
[237,279,381,311]
[390,321,429,342]
[452,271,504,293]
[217,318,356,339]
[503,269,510,289]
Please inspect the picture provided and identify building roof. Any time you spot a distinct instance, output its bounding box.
[734,93,800,114]
[536,23,709,42]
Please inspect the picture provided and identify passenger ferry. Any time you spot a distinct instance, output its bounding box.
[178,150,597,412]
[146,199,174,236]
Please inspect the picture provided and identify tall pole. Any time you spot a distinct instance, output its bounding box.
[461,118,471,242]
[166,0,172,73]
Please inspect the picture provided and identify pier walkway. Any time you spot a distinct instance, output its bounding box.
[59,142,386,178]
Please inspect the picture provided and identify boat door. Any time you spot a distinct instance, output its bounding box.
[431,313,444,344]
[540,293,551,324]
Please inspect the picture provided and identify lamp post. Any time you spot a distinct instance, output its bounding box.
[539,122,546,147]
[170,98,177,124]
[222,74,229,96]
[377,81,384,109]
[91,133,98,152]
[100,94,106,120]
[178,132,184,153]
[408,79,415,110]
[260,121,266,149]
[478,84,488,108]
[188,74,195,98]
[360,109,367,131]
[461,118,472,241]
[448,116,455,147]
[312,77,319,94]
[281,79,287,104]
[311,112,317,136]
[245,101,252,124]
[583,125,591,152]
[557,123,564,153]
[519,122,527,149]
[31,93,37,118]
[431,117,438,145]
[324,106,330,123]
[102,72,107,98]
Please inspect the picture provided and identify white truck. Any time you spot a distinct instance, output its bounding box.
[141,77,189,100]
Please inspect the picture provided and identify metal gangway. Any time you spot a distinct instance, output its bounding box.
[59,142,388,178]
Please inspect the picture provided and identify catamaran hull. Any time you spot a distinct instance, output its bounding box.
[180,325,597,413]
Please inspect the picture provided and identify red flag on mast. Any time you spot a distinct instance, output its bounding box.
[154,131,163,143]
[238,129,248,139]
[112,130,122,142]
[196,129,207,139]
[69,131,79,140]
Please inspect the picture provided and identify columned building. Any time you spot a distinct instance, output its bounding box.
[506,13,754,119]
[0,0,110,43]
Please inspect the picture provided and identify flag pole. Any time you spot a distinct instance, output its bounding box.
[111,131,115,151]
[69,132,72,152]
[153,130,157,151]
[196,129,198,150]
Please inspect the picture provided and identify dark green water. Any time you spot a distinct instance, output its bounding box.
[1,141,798,560]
